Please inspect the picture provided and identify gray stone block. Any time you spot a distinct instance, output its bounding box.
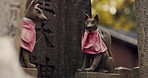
[114,67,132,78]
[132,67,139,78]
[75,72,120,78]
[23,68,38,78]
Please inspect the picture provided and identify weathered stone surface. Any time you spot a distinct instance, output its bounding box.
[24,68,38,77]
[135,0,148,78]
[132,67,139,78]
[114,67,132,78]
[75,72,120,78]
[29,0,91,78]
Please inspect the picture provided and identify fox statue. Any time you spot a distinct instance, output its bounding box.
[20,3,47,68]
[77,14,114,72]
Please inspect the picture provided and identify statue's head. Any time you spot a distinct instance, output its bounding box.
[84,14,99,32]
[25,3,47,23]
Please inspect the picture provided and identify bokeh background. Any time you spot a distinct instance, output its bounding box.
[91,0,138,68]
[91,0,136,32]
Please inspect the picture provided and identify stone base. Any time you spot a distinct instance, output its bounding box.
[75,72,120,78]
[114,67,132,78]
[23,68,38,78]
[132,67,139,78]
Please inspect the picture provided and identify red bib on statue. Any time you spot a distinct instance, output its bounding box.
[20,18,36,53]
[82,31,107,54]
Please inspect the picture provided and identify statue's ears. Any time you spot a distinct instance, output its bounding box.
[94,15,99,22]
[28,0,37,8]
[32,1,38,7]
[85,14,90,21]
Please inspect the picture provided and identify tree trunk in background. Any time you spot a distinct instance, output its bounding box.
[30,0,91,78]
[135,0,148,78]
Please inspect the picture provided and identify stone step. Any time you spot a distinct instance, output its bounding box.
[23,68,38,78]
[114,67,132,78]
[75,72,121,78]
[132,67,139,78]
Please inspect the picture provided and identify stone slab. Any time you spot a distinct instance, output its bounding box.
[132,67,139,78]
[114,67,132,78]
[75,72,121,78]
[23,68,38,78]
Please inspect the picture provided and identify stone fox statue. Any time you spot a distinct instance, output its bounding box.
[77,14,114,72]
[20,3,47,68]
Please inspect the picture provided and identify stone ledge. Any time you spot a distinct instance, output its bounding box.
[75,72,121,78]
[132,67,139,78]
[114,67,132,78]
[23,68,38,78]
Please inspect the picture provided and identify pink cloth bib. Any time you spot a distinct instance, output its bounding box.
[82,31,107,54]
[20,18,36,53]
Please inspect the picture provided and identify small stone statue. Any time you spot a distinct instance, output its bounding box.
[77,14,114,72]
[20,3,47,68]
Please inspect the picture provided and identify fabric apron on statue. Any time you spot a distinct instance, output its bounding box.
[20,18,36,53]
[82,31,107,54]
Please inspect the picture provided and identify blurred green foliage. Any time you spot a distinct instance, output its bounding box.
[91,0,136,32]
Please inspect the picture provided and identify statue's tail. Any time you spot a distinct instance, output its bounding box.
[101,30,113,58]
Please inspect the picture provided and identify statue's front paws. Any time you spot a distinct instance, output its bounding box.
[26,63,36,68]
[84,68,94,72]
[77,68,84,72]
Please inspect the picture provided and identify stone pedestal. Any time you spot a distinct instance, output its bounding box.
[75,72,120,78]
[132,67,139,78]
[114,67,132,78]
[23,68,38,78]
